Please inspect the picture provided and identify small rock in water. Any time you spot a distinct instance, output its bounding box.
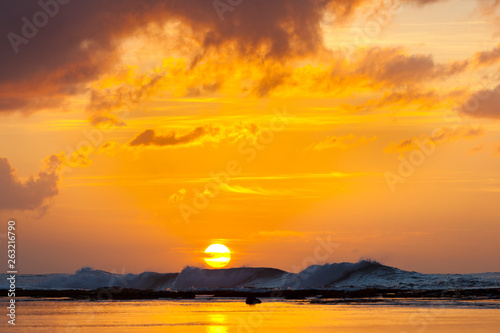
[245,296,262,305]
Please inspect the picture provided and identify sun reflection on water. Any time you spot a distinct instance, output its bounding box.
[206,313,228,333]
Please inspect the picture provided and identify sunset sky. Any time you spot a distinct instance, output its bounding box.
[1,0,500,275]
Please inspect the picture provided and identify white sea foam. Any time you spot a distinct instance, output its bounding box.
[2,261,499,291]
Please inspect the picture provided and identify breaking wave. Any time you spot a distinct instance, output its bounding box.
[3,261,500,291]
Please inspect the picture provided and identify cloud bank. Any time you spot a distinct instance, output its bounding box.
[0,0,455,114]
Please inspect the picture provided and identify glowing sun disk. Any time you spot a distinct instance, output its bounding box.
[204,244,231,268]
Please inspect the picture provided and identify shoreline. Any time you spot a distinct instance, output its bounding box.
[1,287,499,301]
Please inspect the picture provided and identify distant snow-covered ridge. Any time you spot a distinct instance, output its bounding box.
[2,261,499,291]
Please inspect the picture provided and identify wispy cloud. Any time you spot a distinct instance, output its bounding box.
[128,123,259,148]
[385,125,485,153]
[311,134,376,151]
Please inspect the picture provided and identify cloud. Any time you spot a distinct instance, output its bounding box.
[0,154,62,212]
[311,134,376,151]
[88,114,127,128]
[475,44,500,66]
[430,126,485,142]
[385,126,485,153]
[83,45,472,118]
[97,141,121,156]
[376,89,440,108]
[355,48,435,86]
[253,63,292,97]
[365,88,470,113]
[459,84,500,119]
[129,123,259,148]
[129,126,218,147]
[476,0,500,31]
[353,47,470,87]
[0,0,338,113]
[0,0,451,114]
[86,65,171,126]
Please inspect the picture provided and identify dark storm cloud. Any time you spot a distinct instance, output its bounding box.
[0,0,449,113]
[0,0,339,113]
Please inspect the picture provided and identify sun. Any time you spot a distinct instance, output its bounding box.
[204,244,231,268]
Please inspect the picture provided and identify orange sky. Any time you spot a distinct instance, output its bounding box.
[1,0,499,274]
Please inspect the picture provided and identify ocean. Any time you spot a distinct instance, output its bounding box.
[1,298,499,332]
[2,261,499,331]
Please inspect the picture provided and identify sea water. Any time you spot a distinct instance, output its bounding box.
[1,298,499,332]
